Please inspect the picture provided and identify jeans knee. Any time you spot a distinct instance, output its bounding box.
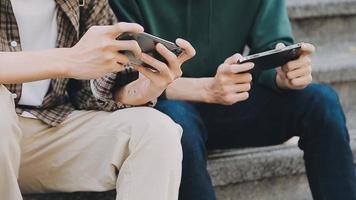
[307,84,340,109]
[181,127,206,154]
[156,100,207,140]
[298,84,349,146]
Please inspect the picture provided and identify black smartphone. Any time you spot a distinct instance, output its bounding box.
[117,32,183,69]
[239,43,303,71]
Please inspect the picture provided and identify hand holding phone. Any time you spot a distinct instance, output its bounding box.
[275,42,315,90]
[115,32,196,104]
[117,32,184,70]
[239,43,303,71]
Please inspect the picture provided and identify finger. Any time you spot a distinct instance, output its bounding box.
[115,53,130,64]
[156,43,179,66]
[176,38,196,63]
[224,92,250,105]
[114,40,142,59]
[300,42,316,56]
[132,64,160,81]
[224,53,243,65]
[110,22,144,37]
[110,62,125,73]
[290,75,313,88]
[275,43,286,49]
[230,73,253,84]
[140,53,170,75]
[220,63,254,74]
[282,55,311,72]
[229,83,251,93]
[276,67,287,80]
[286,65,312,80]
[156,43,182,77]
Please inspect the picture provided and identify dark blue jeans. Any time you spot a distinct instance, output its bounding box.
[155,83,356,200]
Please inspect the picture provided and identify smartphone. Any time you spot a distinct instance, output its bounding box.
[117,32,183,69]
[239,43,303,71]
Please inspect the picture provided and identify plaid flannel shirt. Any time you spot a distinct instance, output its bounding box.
[0,0,151,127]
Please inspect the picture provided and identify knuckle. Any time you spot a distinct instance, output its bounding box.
[246,74,253,82]
[217,76,226,84]
[242,92,249,100]
[292,79,301,86]
[286,63,293,71]
[175,69,183,78]
[241,73,252,82]
[244,83,251,91]
[234,53,243,60]
[223,98,234,106]
[158,62,167,70]
[99,40,110,50]
[286,72,294,79]
[190,48,197,57]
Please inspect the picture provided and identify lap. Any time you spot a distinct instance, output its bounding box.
[18,107,176,194]
[198,83,338,149]
[156,83,338,150]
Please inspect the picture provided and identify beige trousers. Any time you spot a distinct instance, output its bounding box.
[0,85,183,200]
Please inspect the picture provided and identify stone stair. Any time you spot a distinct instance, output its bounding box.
[24,0,356,199]
[289,0,356,110]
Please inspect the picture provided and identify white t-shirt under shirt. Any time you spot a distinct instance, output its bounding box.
[10,0,58,108]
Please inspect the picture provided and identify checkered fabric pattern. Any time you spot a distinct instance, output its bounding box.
[0,0,145,126]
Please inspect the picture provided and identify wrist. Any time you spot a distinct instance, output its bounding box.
[55,48,79,78]
[48,48,74,78]
[201,77,215,103]
[164,77,215,102]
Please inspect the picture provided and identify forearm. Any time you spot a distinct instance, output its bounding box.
[0,49,70,84]
[165,77,212,102]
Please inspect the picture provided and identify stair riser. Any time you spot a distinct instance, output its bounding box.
[215,174,312,200]
[326,81,356,111]
[291,15,356,46]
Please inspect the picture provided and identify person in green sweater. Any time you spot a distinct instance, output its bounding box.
[110,0,356,199]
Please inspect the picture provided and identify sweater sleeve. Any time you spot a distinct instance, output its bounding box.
[247,0,294,91]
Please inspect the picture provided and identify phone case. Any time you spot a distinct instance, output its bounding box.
[240,43,302,71]
[118,32,183,69]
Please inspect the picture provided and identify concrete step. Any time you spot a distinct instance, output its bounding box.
[212,108,356,200]
[23,108,356,200]
[287,0,356,19]
[286,0,356,109]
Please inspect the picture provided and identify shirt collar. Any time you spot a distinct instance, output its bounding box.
[55,0,80,35]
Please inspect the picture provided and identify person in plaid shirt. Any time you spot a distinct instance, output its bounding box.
[0,0,195,200]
